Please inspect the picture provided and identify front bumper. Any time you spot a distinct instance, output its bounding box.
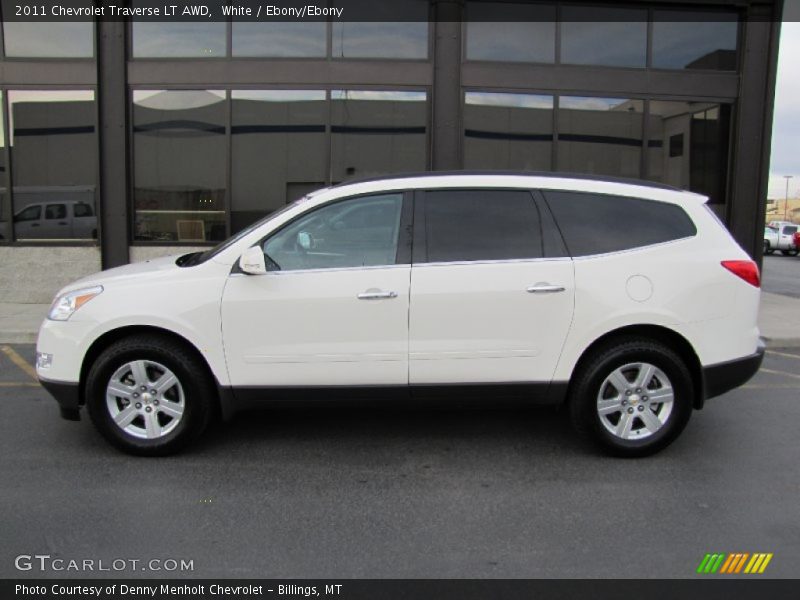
[702,340,766,401]
[39,377,81,421]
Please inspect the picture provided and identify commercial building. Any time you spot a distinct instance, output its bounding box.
[0,0,783,302]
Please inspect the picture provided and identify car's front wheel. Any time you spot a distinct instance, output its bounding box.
[86,334,214,456]
[764,240,774,255]
[569,337,693,457]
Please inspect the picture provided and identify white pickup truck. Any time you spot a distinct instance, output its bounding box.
[764,221,798,256]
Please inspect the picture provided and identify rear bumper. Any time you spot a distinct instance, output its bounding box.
[39,377,81,421]
[702,340,765,402]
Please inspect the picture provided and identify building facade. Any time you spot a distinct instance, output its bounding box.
[0,0,783,302]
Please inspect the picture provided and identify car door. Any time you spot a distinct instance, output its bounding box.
[12,205,43,239]
[221,192,412,388]
[409,188,575,386]
[42,203,71,238]
[71,201,97,239]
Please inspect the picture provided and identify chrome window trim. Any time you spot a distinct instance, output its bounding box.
[569,235,697,261]
[413,257,572,268]
[230,264,409,277]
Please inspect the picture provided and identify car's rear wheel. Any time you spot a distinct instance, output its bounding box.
[569,337,693,457]
[86,334,214,456]
[782,249,799,256]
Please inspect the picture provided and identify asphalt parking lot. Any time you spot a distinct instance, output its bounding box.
[1,343,799,579]
[762,253,800,298]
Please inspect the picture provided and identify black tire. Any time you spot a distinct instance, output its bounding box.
[569,337,693,458]
[86,334,214,456]
[781,249,799,257]
[764,241,774,255]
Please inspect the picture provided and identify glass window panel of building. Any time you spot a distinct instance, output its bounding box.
[1,20,94,58]
[232,22,327,57]
[652,11,739,71]
[463,92,554,171]
[332,22,429,59]
[131,0,226,58]
[560,7,647,68]
[331,90,428,183]
[132,90,227,242]
[231,90,328,234]
[465,2,555,63]
[8,90,98,241]
[647,100,732,213]
[0,92,7,242]
[558,96,644,178]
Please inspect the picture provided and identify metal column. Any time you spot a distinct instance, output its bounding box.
[96,19,130,268]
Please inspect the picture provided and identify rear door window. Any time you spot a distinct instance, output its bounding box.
[417,189,543,263]
[45,204,67,220]
[543,191,696,257]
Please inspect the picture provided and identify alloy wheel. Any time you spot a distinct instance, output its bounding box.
[105,360,185,440]
[596,362,674,441]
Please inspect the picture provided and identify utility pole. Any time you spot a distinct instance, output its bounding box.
[784,175,793,221]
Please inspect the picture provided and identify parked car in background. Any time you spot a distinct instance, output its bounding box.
[36,174,764,458]
[765,221,799,256]
[764,225,779,254]
[13,200,97,240]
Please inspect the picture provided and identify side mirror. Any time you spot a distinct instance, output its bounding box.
[297,231,313,251]
[239,246,267,275]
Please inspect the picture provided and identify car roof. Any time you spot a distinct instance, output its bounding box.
[311,171,707,206]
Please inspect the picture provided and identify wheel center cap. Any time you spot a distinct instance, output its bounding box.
[141,392,153,405]
[630,394,641,405]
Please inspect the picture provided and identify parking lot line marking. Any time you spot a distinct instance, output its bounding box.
[0,382,40,388]
[1,345,38,381]
[759,368,800,381]
[766,350,800,360]
[743,384,798,389]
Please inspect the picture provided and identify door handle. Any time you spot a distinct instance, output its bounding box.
[527,284,566,294]
[357,290,398,300]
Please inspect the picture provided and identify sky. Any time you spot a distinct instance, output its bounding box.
[769,3,800,199]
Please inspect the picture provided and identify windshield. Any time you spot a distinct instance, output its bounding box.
[181,196,313,266]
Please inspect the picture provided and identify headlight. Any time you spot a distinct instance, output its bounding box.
[48,286,104,321]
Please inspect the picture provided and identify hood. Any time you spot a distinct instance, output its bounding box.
[59,254,185,294]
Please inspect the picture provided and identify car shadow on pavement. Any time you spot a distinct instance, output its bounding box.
[191,404,587,457]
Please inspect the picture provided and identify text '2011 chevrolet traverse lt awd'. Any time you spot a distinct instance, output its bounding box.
[36,174,764,457]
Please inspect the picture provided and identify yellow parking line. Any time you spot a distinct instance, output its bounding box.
[766,350,800,360]
[0,382,40,388]
[0,345,38,382]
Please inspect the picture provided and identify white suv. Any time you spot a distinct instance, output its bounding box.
[36,174,764,457]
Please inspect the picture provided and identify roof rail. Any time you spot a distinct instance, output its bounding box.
[329,170,684,192]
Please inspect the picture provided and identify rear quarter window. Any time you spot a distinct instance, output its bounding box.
[543,191,696,257]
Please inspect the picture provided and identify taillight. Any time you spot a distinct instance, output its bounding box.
[721,260,760,288]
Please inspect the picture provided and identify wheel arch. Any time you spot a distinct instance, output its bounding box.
[566,324,705,410]
[79,325,222,415]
